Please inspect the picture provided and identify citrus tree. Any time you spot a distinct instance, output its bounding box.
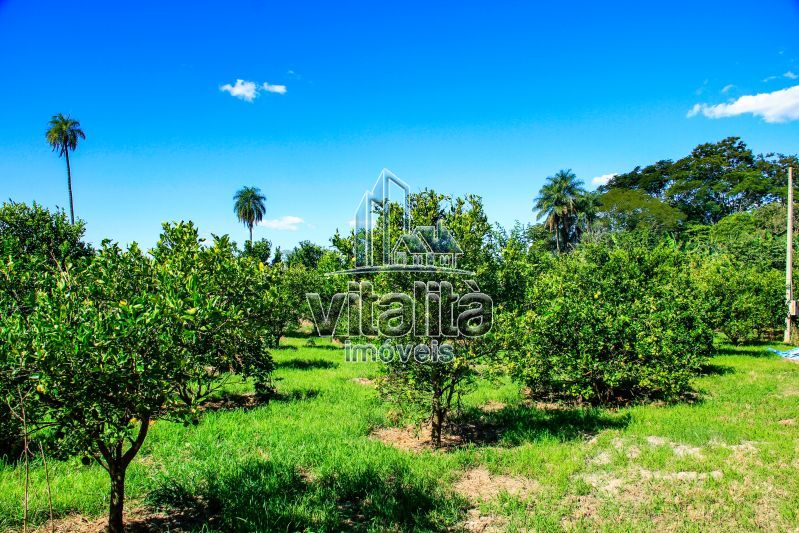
[3,223,275,532]
[495,233,714,403]
[0,202,92,458]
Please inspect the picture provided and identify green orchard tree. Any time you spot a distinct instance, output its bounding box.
[494,233,714,403]
[5,223,275,532]
[0,202,92,458]
[360,191,496,448]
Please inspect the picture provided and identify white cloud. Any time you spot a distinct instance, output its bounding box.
[220,79,287,101]
[347,218,356,228]
[591,173,617,187]
[260,216,304,231]
[262,82,287,94]
[687,85,799,123]
[763,71,797,82]
[721,84,735,94]
[220,79,258,102]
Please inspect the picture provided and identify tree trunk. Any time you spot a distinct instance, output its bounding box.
[554,219,560,252]
[107,466,126,533]
[65,149,75,224]
[99,417,150,533]
[249,223,253,243]
[431,386,444,448]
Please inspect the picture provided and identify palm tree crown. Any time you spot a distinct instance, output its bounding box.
[233,186,267,243]
[534,169,586,251]
[46,113,85,224]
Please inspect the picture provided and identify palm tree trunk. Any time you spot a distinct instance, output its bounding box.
[553,216,560,252]
[249,224,253,243]
[65,149,75,224]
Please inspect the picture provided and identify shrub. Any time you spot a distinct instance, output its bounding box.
[0,202,92,459]
[496,234,714,403]
[691,254,784,344]
[2,223,275,532]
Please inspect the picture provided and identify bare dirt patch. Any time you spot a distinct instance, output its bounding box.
[589,451,612,465]
[611,437,640,459]
[461,508,509,532]
[351,377,374,386]
[638,468,723,482]
[33,505,201,533]
[646,436,704,458]
[672,443,704,458]
[583,471,626,494]
[370,414,503,452]
[561,494,603,529]
[370,425,464,451]
[480,400,506,413]
[453,467,539,502]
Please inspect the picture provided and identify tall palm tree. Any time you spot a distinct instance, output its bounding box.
[534,169,585,251]
[233,186,267,243]
[46,114,85,224]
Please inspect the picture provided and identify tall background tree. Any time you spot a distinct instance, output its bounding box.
[233,186,267,243]
[534,169,586,251]
[45,114,85,224]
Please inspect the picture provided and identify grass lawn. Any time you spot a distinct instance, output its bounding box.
[1,336,798,531]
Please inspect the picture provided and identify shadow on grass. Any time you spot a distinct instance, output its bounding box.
[200,388,320,412]
[277,358,339,370]
[145,459,459,532]
[451,405,631,447]
[698,362,736,376]
[716,343,776,358]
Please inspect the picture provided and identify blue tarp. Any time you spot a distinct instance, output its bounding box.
[768,347,799,359]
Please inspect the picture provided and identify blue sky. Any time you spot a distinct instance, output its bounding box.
[2,0,799,251]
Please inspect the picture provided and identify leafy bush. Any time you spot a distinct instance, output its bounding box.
[2,221,277,532]
[0,202,92,459]
[691,254,784,344]
[496,234,714,403]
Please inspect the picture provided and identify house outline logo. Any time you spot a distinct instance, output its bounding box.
[332,168,473,275]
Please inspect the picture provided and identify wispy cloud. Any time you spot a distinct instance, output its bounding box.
[220,79,287,101]
[763,71,797,82]
[687,85,799,123]
[260,216,304,231]
[721,84,735,94]
[695,79,709,96]
[220,79,258,102]
[262,82,287,94]
[591,173,617,187]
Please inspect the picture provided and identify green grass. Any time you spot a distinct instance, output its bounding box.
[1,337,799,531]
